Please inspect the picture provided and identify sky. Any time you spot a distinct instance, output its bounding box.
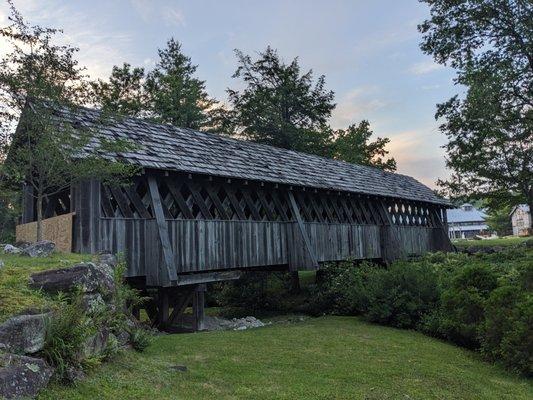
[0,0,460,188]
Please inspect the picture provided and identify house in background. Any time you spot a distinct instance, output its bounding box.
[510,204,531,236]
[447,203,489,239]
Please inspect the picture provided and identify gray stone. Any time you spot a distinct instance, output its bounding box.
[81,328,109,359]
[3,244,20,255]
[170,365,187,372]
[0,313,50,354]
[29,262,115,296]
[21,241,55,258]
[81,293,106,313]
[0,353,54,399]
[201,316,267,331]
[97,252,118,268]
[115,330,130,347]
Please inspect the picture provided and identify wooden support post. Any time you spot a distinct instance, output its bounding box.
[72,179,101,254]
[192,284,206,331]
[147,176,177,286]
[158,289,169,327]
[288,191,319,269]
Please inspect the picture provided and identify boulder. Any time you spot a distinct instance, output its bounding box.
[81,328,109,359]
[3,244,20,255]
[0,353,54,399]
[0,312,50,354]
[21,241,55,258]
[97,252,118,268]
[29,262,115,296]
[81,293,106,313]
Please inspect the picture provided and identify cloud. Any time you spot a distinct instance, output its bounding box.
[385,128,448,188]
[164,7,185,27]
[330,86,387,128]
[409,60,444,75]
[131,1,185,27]
[0,0,134,80]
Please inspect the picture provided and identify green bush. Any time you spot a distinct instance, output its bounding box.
[212,271,288,313]
[129,328,152,352]
[310,248,533,376]
[363,262,439,329]
[41,293,95,382]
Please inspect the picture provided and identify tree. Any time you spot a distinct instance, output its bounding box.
[332,120,397,171]
[485,205,512,236]
[225,47,335,156]
[145,38,215,129]
[0,2,136,240]
[419,0,533,228]
[91,63,147,117]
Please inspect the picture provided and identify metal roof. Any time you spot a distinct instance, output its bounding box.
[447,204,487,223]
[35,102,449,205]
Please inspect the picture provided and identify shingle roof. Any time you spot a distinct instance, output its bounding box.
[36,102,449,205]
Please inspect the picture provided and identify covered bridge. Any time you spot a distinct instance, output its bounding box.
[17,103,452,329]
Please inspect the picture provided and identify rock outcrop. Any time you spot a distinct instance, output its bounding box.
[29,262,115,297]
[0,312,50,354]
[3,244,20,255]
[21,241,55,258]
[0,353,54,399]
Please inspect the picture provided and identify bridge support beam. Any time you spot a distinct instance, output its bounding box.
[147,284,207,332]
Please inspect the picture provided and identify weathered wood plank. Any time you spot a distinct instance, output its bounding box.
[148,177,177,285]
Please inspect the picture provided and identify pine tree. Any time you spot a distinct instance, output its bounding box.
[145,38,215,129]
[225,47,335,156]
[91,63,147,117]
[332,120,396,171]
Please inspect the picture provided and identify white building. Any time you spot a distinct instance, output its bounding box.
[446,203,489,239]
[510,204,531,236]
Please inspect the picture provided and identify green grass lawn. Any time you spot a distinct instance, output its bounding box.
[453,236,531,248]
[39,316,532,400]
[0,252,90,322]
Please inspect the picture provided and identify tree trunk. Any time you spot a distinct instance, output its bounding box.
[36,191,43,242]
[527,197,533,230]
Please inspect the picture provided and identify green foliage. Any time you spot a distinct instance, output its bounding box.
[213,271,288,314]
[312,247,533,375]
[485,205,513,236]
[38,317,533,400]
[363,261,439,328]
[332,120,397,171]
[222,46,335,157]
[0,186,18,243]
[90,63,147,118]
[309,260,439,328]
[129,328,152,353]
[41,292,95,382]
[419,0,533,217]
[0,252,89,323]
[145,38,216,129]
[0,3,137,240]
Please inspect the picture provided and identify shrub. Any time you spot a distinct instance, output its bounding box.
[41,293,95,382]
[212,271,287,313]
[363,261,439,329]
[130,328,152,352]
[498,296,533,376]
[303,261,374,316]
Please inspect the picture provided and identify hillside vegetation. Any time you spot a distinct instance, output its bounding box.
[38,316,532,400]
[0,252,90,323]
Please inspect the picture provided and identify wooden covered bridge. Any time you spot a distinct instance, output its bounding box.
[17,103,452,329]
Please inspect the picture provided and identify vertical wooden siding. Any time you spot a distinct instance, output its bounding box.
[100,218,388,283]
